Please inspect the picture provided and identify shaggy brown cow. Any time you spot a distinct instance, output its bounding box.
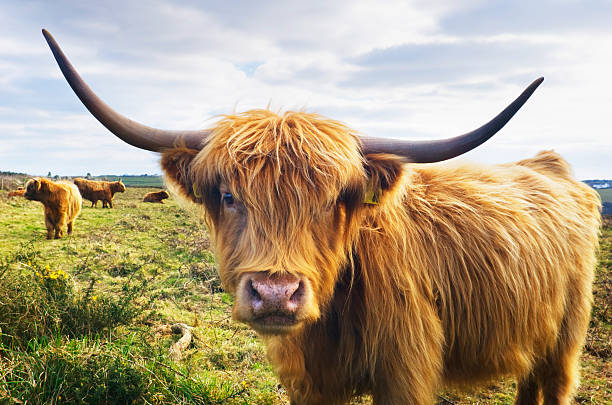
[73,177,126,208]
[45,29,602,405]
[24,177,82,239]
[143,190,169,203]
[7,187,25,197]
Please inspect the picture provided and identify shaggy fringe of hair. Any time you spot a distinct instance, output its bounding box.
[191,110,365,297]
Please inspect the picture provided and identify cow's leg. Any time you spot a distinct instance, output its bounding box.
[373,375,437,405]
[54,212,67,239]
[91,200,95,207]
[289,399,344,405]
[67,220,74,234]
[536,328,587,405]
[515,372,541,405]
[529,344,580,405]
[44,215,54,239]
[537,280,591,405]
[108,199,113,208]
[372,341,442,404]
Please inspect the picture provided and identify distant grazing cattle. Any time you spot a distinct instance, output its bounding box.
[73,178,125,208]
[7,187,25,197]
[143,190,169,203]
[45,29,602,405]
[24,178,82,239]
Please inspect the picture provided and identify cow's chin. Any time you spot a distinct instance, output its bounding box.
[232,271,320,336]
[245,316,304,336]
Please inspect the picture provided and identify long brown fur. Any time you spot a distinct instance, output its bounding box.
[161,110,601,404]
[24,178,82,239]
[142,190,169,203]
[73,178,125,208]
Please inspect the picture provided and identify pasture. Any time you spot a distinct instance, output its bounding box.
[0,187,610,404]
[90,175,163,188]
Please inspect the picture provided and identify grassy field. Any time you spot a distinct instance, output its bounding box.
[0,174,163,190]
[0,188,610,404]
[90,175,163,188]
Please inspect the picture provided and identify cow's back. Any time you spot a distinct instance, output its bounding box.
[367,150,601,386]
[57,181,82,221]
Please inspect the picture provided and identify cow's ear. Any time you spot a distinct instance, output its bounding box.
[161,148,200,202]
[362,153,405,205]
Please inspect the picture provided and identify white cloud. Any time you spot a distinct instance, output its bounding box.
[0,0,610,178]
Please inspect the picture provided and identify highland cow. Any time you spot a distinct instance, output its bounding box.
[7,187,25,197]
[143,190,169,203]
[73,177,125,208]
[24,177,82,239]
[45,29,602,405]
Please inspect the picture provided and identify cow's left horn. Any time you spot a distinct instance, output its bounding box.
[360,77,543,162]
[42,29,209,152]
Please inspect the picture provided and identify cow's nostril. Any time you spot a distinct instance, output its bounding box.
[248,279,262,302]
[289,281,304,303]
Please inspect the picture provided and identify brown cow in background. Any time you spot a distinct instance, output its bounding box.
[45,29,603,405]
[143,190,169,203]
[24,178,82,239]
[73,178,125,208]
[7,187,25,197]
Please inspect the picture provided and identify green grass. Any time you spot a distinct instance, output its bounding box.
[91,175,164,188]
[0,188,610,404]
[0,188,282,404]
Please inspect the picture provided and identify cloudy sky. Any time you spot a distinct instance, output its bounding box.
[1,0,611,179]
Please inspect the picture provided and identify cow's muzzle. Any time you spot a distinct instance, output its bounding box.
[234,271,314,334]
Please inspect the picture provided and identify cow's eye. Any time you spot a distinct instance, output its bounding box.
[222,192,234,206]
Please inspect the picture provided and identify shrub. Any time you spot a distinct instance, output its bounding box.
[0,245,147,349]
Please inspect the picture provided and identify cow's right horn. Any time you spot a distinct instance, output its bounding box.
[360,77,543,162]
[42,29,209,152]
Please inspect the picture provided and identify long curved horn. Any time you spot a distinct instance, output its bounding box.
[42,29,209,152]
[360,77,544,163]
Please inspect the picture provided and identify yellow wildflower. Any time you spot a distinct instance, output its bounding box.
[48,272,58,280]
[91,295,98,301]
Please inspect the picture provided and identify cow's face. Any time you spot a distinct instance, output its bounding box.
[24,178,42,200]
[208,178,350,334]
[161,111,402,335]
[113,180,126,193]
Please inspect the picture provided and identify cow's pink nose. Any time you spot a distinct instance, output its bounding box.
[245,272,304,318]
